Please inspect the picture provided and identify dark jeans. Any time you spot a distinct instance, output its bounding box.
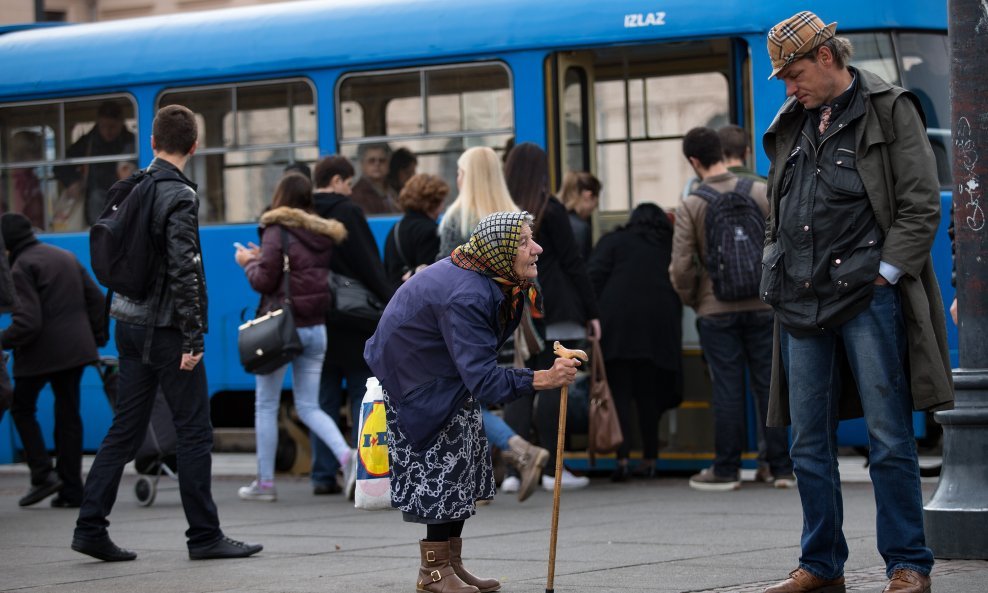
[311,358,370,486]
[697,310,792,478]
[607,360,676,460]
[75,323,221,549]
[503,348,565,476]
[10,365,86,502]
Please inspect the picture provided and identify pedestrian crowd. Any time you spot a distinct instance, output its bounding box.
[0,10,951,593]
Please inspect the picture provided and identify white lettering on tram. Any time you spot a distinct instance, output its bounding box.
[624,12,667,28]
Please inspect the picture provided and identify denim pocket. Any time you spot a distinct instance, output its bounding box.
[760,242,784,306]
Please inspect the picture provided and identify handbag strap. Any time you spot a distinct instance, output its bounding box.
[589,337,608,397]
[392,219,410,269]
[280,226,292,304]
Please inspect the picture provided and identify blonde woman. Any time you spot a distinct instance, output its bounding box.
[434,146,550,504]
[557,171,601,262]
[436,146,518,260]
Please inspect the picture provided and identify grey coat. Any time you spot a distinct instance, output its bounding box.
[762,68,953,426]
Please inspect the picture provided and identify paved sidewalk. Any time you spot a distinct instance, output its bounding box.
[0,455,984,593]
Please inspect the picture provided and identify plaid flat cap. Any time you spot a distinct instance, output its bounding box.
[767,11,837,79]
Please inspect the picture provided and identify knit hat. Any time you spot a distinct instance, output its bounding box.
[766,11,837,79]
[1,212,35,252]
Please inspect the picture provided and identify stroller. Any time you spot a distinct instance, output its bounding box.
[97,356,178,506]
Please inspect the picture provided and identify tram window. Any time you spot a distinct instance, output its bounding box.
[158,79,317,224]
[337,62,514,205]
[594,71,728,211]
[0,95,136,232]
[562,67,588,174]
[846,31,952,188]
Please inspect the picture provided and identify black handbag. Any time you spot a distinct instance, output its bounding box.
[328,272,385,324]
[238,228,303,374]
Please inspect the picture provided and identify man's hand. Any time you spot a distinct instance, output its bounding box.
[874,275,889,286]
[533,357,581,390]
[180,352,203,371]
[950,297,958,325]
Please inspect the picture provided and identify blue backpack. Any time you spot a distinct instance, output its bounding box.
[693,177,764,301]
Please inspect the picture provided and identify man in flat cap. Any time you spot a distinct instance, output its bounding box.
[760,11,950,593]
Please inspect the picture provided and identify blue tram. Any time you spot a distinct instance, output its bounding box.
[0,0,954,468]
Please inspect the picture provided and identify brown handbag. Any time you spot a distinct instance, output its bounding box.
[587,337,623,465]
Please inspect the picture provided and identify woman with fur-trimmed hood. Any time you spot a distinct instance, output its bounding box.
[233,172,353,502]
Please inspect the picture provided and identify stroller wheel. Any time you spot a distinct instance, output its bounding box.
[135,476,157,507]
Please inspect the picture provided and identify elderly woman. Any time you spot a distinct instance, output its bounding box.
[364,211,580,593]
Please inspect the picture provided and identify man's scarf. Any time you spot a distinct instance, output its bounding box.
[450,211,544,330]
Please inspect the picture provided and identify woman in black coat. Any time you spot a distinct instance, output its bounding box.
[383,173,448,289]
[502,142,600,489]
[588,203,682,480]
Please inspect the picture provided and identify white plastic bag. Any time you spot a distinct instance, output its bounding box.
[354,377,393,511]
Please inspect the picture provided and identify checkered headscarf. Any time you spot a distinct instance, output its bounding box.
[451,211,543,328]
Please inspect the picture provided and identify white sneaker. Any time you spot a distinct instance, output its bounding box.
[500,476,520,493]
[342,449,358,501]
[238,480,276,502]
[541,468,590,491]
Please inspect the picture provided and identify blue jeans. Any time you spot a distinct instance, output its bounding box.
[781,285,933,579]
[312,359,370,487]
[482,407,515,451]
[254,325,348,482]
[697,310,792,478]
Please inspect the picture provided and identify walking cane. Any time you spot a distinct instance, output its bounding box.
[546,340,588,593]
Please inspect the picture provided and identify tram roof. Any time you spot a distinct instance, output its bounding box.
[0,0,946,100]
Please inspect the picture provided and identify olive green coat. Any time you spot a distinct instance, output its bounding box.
[762,68,953,427]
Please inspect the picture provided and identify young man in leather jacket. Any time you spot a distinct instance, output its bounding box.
[72,105,263,563]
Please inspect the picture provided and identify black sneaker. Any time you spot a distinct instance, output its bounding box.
[189,536,263,560]
[312,482,342,495]
[71,535,137,562]
[51,495,81,508]
[19,474,62,507]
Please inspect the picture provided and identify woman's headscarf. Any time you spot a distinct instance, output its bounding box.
[450,211,543,328]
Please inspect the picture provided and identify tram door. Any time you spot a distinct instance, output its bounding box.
[546,39,754,470]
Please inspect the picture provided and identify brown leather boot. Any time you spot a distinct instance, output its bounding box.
[502,436,549,502]
[416,540,479,593]
[883,569,931,593]
[764,568,846,593]
[448,537,500,592]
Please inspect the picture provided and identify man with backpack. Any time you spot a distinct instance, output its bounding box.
[760,12,950,593]
[73,105,262,562]
[670,126,794,492]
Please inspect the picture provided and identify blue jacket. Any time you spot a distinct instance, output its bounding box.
[364,258,535,450]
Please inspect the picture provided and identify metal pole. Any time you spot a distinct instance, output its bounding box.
[34,0,44,22]
[923,0,988,560]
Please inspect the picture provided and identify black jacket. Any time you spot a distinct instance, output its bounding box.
[0,226,15,314]
[588,222,681,369]
[110,158,208,353]
[383,210,439,289]
[2,239,105,377]
[534,197,599,328]
[313,191,393,366]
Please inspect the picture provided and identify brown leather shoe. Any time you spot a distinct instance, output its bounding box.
[449,537,500,592]
[764,568,846,593]
[416,540,479,593]
[883,569,931,593]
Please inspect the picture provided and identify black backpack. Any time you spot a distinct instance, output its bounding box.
[693,177,764,301]
[89,167,193,300]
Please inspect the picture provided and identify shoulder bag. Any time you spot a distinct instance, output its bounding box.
[238,227,303,374]
[587,336,623,465]
[328,272,385,325]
